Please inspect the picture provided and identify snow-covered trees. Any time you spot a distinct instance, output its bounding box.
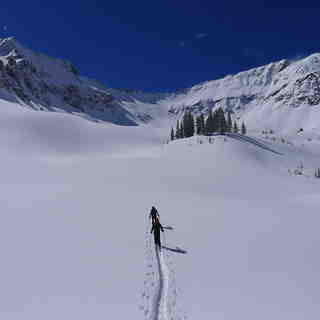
[233,121,239,133]
[172,112,194,140]
[227,111,232,132]
[175,120,181,139]
[204,107,228,134]
[241,122,247,135]
[183,111,195,138]
[196,114,205,135]
[170,127,174,141]
[170,108,248,141]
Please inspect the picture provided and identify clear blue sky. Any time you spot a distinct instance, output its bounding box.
[1,1,320,92]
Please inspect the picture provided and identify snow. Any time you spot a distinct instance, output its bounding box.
[1,37,320,319]
[0,98,320,319]
[0,37,80,85]
[2,37,320,141]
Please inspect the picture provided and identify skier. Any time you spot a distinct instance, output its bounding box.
[149,206,160,224]
[151,218,164,249]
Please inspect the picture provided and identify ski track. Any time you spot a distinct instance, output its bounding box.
[153,247,169,320]
[141,227,185,320]
[225,133,283,155]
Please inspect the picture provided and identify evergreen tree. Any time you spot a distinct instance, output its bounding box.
[192,113,195,136]
[189,112,195,137]
[183,111,195,138]
[182,112,188,137]
[180,121,184,138]
[227,111,232,132]
[205,109,214,134]
[170,127,175,141]
[199,113,205,135]
[233,121,239,133]
[175,120,180,139]
[216,108,227,134]
[212,110,219,133]
[241,122,247,135]
[196,116,200,135]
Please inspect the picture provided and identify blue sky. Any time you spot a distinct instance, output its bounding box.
[1,1,320,92]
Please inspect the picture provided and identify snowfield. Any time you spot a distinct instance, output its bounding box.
[0,101,320,319]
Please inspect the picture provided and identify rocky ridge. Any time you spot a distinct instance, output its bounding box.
[1,37,320,136]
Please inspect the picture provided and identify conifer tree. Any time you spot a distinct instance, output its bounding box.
[175,120,180,139]
[216,108,227,134]
[183,111,195,138]
[180,121,184,138]
[212,110,219,132]
[227,111,232,132]
[191,113,195,136]
[182,112,188,137]
[241,122,247,135]
[233,121,239,133]
[205,109,214,134]
[196,116,201,135]
[189,112,195,137]
[170,127,175,141]
[199,113,205,135]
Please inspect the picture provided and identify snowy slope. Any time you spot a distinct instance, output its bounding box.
[2,37,320,140]
[166,54,320,138]
[0,37,141,125]
[0,100,320,319]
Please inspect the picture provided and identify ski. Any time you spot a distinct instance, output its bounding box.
[162,246,187,254]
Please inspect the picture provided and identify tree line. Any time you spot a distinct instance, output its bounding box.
[170,107,247,140]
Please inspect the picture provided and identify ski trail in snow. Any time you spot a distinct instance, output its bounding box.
[142,229,185,320]
[225,133,283,155]
[152,246,169,320]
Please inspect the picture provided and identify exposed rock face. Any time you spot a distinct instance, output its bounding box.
[167,56,320,114]
[164,54,320,134]
[292,72,320,106]
[0,37,136,125]
[1,37,320,134]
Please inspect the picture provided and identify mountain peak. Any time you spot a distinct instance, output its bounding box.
[0,37,24,57]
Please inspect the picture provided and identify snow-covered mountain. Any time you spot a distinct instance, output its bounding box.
[166,55,320,137]
[0,37,143,125]
[1,37,320,138]
[1,38,320,320]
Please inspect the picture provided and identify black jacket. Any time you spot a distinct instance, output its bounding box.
[151,222,164,234]
[149,207,159,220]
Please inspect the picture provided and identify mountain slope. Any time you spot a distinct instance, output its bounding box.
[166,54,320,137]
[0,102,319,319]
[1,37,320,140]
[0,37,140,125]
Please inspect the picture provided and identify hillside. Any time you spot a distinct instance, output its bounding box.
[0,98,319,319]
[1,37,320,140]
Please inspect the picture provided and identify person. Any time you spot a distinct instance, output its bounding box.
[149,206,160,224]
[151,218,164,249]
